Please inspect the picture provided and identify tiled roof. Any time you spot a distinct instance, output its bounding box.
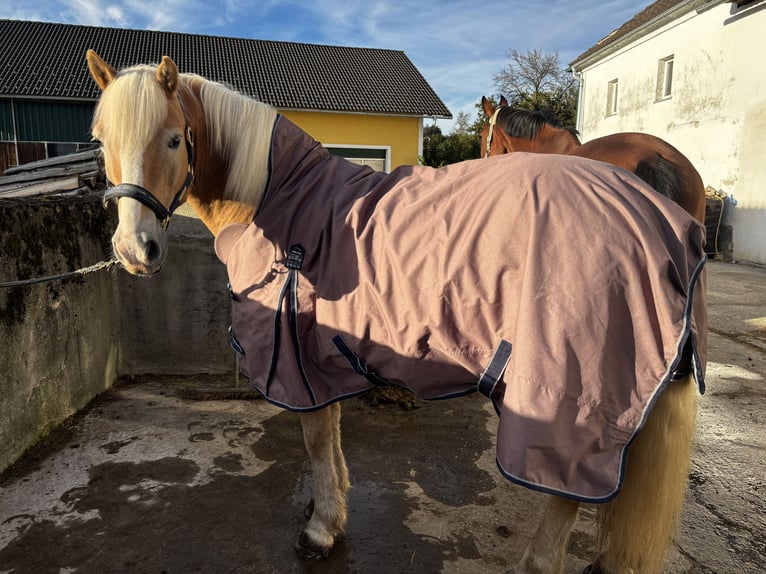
[0,19,451,118]
[570,0,691,67]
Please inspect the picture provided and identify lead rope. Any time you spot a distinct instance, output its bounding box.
[0,258,120,289]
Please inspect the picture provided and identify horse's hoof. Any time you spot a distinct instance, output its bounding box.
[294,530,332,560]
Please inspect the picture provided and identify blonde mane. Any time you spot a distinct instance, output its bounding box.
[93,64,277,207]
[187,75,277,205]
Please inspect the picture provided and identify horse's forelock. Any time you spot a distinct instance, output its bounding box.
[94,65,168,152]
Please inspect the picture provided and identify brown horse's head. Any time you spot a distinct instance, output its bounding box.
[87,50,193,275]
[480,95,512,158]
[480,95,580,158]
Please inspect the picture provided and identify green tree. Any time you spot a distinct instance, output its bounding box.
[493,49,578,127]
[422,120,480,167]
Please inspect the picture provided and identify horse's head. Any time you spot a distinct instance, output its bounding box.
[87,50,194,275]
[480,96,580,157]
[480,95,512,158]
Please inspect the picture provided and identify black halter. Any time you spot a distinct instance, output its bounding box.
[102,95,195,229]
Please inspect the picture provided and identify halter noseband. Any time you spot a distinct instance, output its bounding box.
[484,106,503,158]
[102,94,195,229]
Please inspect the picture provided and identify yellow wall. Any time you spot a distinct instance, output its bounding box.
[279,110,422,169]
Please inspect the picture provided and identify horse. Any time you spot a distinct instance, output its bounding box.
[480,96,706,223]
[86,51,707,574]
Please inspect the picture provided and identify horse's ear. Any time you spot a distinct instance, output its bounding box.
[157,56,179,95]
[499,95,509,107]
[481,96,495,118]
[86,49,117,90]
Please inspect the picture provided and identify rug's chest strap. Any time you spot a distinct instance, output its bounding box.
[228,243,318,406]
[265,244,316,403]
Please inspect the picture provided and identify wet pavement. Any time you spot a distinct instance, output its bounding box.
[1,260,764,574]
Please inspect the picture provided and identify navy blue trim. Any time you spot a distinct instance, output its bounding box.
[254,114,279,219]
[688,256,707,394]
[228,326,244,356]
[286,248,317,405]
[264,272,290,397]
[494,459,620,504]
[247,381,375,413]
[663,255,707,394]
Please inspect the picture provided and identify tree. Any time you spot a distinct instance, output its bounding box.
[422,121,480,167]
[492,49,579,127]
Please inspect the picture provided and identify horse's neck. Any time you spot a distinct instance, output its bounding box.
[532,125,580,154]
[187,196,255,236]
[182,125,256,235]
[180,79,267,236]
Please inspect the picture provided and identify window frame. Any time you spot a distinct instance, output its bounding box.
[324,144,391,173]
[606,79,619,117]
[656,55,675,101]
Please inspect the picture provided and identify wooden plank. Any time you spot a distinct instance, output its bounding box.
[0,160,100,186]
[0,175,81,197]
[2,148,100,175]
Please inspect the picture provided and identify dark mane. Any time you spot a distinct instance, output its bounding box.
[497,107,580,142]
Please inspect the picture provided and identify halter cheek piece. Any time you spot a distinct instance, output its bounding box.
[102,95,195,229]
[484,106,503,158]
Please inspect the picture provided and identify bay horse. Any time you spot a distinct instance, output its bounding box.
[480,96,706,222]
[87,51,707,574]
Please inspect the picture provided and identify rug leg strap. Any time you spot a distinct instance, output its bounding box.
[477,340,512,399]
[331,335,390,387]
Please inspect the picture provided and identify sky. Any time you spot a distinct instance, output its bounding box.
[1,0,651,132]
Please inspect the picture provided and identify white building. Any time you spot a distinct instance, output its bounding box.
[570,0,765,265]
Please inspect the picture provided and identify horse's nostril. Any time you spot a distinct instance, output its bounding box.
[145,239,161,263]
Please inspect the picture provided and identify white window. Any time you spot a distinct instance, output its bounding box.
[606,79,619,116]
[656,55,674,101]
[325,145,390,173]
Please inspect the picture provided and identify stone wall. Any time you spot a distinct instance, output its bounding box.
[0,196,233,473]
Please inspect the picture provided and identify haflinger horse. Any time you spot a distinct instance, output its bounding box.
[480,96,706,223]
[87,50,707,574]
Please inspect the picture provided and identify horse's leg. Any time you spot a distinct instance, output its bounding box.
[508,495,580,574]
[330,401,351,502]
[295,403,349,559]
[589,374,697,573]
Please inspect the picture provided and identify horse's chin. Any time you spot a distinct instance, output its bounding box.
[117,259,164,277]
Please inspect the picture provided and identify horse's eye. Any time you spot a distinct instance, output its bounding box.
[169,135,182,149]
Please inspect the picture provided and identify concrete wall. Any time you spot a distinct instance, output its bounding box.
[0,197,233,473]
[117,215,233,375]
[0,195,119,472]
[573,1,766,265]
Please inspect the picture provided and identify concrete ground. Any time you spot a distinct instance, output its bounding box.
[0,260,764,574]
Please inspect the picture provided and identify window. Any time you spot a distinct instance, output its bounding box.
[325,146,390,172]
[656,55,674,101]
[606,79,619,116]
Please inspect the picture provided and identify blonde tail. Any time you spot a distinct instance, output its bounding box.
[595,375,697,573]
